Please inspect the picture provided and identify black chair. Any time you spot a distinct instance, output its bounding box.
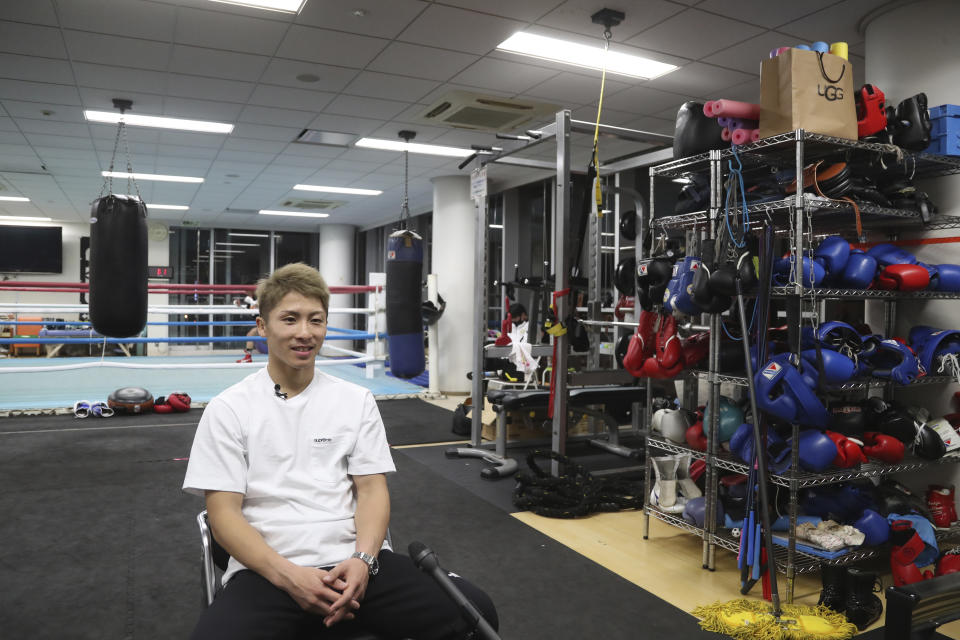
[884,572,960,639]
[196,510,389,640]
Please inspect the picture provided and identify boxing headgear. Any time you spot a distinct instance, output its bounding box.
[867,339,920,384]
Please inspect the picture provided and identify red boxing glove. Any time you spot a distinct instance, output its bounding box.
[686,420,707,451]
[875,264,930,291]
[168,392,192,412]
[862,431,905,464]
[681,332,710,368]
[153,396,173,414]
[825,430,867,468]
[937,548,960,577]
[638,356,684,379]
[656,313,683,370]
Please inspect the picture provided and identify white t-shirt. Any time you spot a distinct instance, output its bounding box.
[183,367,396,584]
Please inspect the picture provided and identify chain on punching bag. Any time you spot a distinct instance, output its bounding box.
[89,100,148,338]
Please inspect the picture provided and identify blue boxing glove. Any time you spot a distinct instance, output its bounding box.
[841,251,878,289]
[867,243,917,267]
[813,235,851,280]
[801,348,858,384]
[797,429,840,472]
[932,264,960,292]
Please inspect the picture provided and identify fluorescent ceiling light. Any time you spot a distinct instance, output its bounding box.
[216,242,259,247]
[147,204,189,210]
[206,0,306,13]
[102,171,204,183]
[0,215,52,222]
[259,210,330,218]
[84,110,233,134]
[355,138,473,158]
[0,196,30,202]
[497,32,678,80]
[229,232,269,238]
[293,184,383,196]
[489,224,504,229]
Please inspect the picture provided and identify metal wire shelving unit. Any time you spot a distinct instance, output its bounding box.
[641,129,960,603]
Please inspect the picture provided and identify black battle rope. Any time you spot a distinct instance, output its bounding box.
[513,450,644,518]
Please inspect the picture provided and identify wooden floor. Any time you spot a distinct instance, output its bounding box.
[424,394,960,639]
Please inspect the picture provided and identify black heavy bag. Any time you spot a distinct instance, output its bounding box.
[673,101,725,160]
[386,229,425,378]
[89,194,148,338]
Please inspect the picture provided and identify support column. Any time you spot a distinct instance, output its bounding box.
[318,224,355,335]
[431,175,476,394]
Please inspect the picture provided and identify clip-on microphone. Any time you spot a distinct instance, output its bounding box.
[408,541,500,640]
[274,384,288,400]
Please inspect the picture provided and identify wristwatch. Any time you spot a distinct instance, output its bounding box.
[351,551,379,576]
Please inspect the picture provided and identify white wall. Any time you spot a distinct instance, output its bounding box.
[865,0,960,490]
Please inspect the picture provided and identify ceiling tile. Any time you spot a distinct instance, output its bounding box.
[523,71,630,105]
[451,58,558,94]
[296,0,429,39]
[0,53,74,85]
[174,7,290,56]
[231,123,303,142]
[0,131,28,145]
[247,85,335,112]
[709,79,761,105]
[1,100,84,122]
[238,104,316,128]
[63,30,172,71]
[777,0,882,46]
[537,0,684,40]
[305,113,384,137]
[701,31,796,74]
[0,0,57,26]
[215,150,279,165]
[342,71,439,103]
[156,145,221,159]
[58,0,177,40]
[600,84,693,117]
[259,59,358,92]
[78,87,164,117]
[367,42,479,83]
[162,97,243,121]
[0,79,82,106]
[169,45,270,82]
[276,25,388,68]
[645,62,756,98]
[0,21,66,58]
[156,131,228,149]
[397,5,524,55]
[441,0,562,22]
[368,121,449,142]
[695,0,838,29]
[277,145,345,161]
[166,74,256,104]
[626,9,765,59]
[325,95,407,121]
[72,62,167,95]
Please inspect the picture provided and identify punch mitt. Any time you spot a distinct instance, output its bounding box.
[862,431,905,464]
[913,423,947,460]
[659,409,692,445]
[875,263,930,291]
[682,495,724,529]
[614,256,636,295]
[797,429,839,472]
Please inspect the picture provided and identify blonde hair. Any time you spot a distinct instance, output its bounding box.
[255,263,330,319]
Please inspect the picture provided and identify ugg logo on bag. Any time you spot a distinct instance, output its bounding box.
[818,84,844,101]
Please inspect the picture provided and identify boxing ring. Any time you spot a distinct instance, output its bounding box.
[0,280,427,413]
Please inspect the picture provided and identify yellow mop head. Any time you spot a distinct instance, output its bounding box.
[693,598,858,640]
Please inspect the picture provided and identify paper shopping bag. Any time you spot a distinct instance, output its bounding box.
[759,49,857,140]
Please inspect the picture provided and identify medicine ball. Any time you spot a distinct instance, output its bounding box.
[703,396,744,444]
[614,256,636,295]
[108,386,154,414]
[619,209,637,240]
[615,333,631,368]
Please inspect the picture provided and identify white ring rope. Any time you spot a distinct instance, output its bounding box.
[0,354,375,374]
[0,304,380,315]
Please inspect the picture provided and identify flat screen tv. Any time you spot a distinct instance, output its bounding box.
[0,225,63,273]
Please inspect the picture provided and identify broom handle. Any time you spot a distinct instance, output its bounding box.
[735,277,781,616]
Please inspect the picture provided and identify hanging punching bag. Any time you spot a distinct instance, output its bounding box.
[386,229,425,378]
[89,194,148,338]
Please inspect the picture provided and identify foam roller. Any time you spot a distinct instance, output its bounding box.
[731,128,758,146]
[721,127,732,142]
[709,100,760,120]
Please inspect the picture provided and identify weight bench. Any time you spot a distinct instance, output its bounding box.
[447,386,645,479]
[884,572,960,639]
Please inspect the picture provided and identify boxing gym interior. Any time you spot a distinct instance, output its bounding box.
[3,1,960,639]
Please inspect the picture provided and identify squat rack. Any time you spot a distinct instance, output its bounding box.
[465,109,673,476]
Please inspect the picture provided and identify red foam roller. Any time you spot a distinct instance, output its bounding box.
[703,101,719,117]
[751,129,761,142]
[709,99,760,120]
[731,128,753,145]
[721,127,732,141]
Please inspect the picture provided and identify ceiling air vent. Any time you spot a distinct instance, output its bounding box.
[280,198,345,210]
[414,90,560,132]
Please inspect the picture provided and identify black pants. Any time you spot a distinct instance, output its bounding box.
[190,550,498,640]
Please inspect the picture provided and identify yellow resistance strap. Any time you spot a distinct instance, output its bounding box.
[591,33,611,218]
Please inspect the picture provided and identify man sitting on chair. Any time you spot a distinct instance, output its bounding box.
[183,263,497,639]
